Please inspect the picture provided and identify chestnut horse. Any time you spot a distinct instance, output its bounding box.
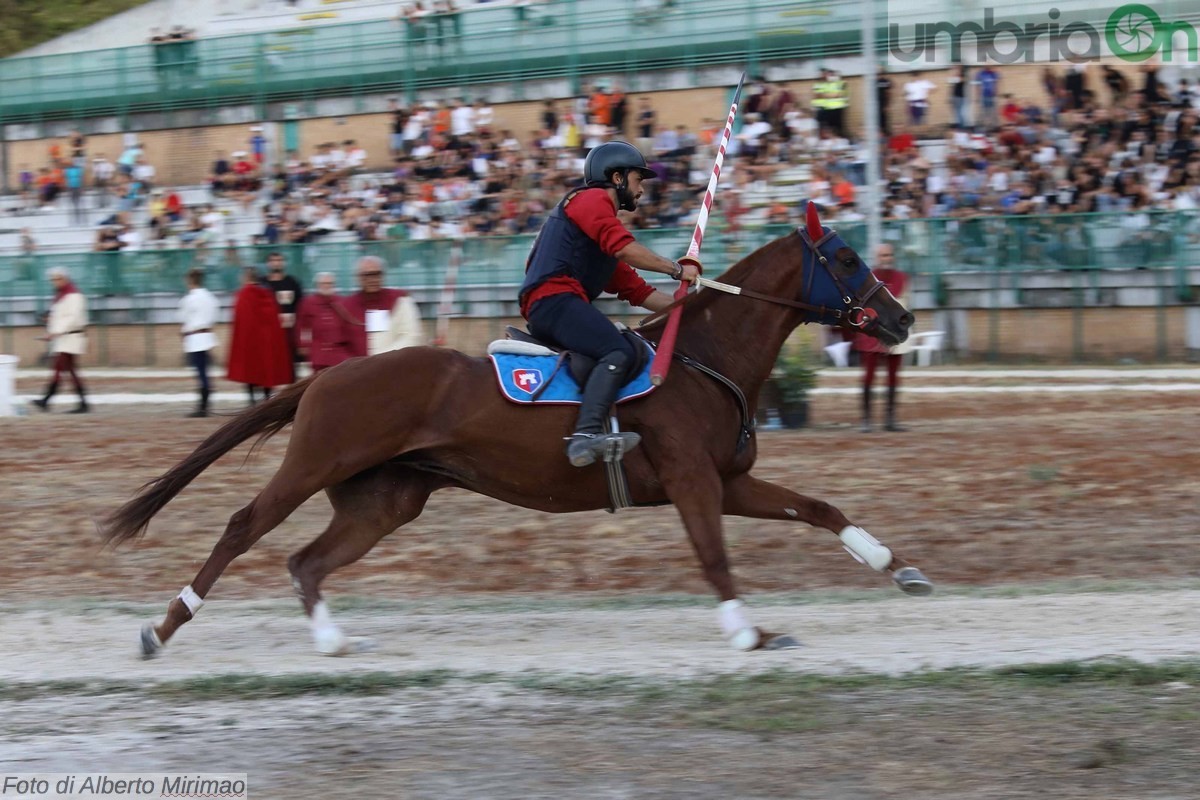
[103,204,931,657]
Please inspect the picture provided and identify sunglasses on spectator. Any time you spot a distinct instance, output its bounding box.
[359,271,382,277]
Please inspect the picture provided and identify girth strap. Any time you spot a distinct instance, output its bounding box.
[672,351,755,453]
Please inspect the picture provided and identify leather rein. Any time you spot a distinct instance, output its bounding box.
[640,228,888,330]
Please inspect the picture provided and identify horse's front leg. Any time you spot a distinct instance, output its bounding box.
[663,466,794,651]
[721,472,934,596]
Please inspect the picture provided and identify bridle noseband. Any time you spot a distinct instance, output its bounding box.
[795,227,887,330]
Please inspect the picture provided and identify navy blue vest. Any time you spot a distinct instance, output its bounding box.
[519,188,619,305]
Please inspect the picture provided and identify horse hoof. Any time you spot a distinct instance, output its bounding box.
[319,636,376,657]
[140,623,163,660]
[728,627,760,651]
[761,633,803,650]
[893,566,934,596]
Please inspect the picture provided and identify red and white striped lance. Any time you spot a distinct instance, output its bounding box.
[649,72,746,386]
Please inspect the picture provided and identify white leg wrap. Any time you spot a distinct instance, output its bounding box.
[717,599,759,651]
[311,601,347,655]
[177,585,204,617]
[839,525,892,572]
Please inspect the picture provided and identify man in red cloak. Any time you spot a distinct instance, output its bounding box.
[226,267,293,404]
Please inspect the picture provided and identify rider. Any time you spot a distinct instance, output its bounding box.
[519,140,701,467]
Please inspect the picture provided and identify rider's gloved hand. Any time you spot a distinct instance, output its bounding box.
[671,256,703,285]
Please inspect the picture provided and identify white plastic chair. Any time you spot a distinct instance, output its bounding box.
[823,341,851,368]
[908,331,945,366]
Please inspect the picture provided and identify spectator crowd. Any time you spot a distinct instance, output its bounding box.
[11,63,1200,272]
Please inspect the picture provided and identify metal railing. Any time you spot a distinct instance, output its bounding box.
[2,212,1197,303]
[3,212,1196,364]
[0,0,851,125]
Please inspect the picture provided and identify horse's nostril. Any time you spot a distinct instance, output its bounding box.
[899,313,914,329]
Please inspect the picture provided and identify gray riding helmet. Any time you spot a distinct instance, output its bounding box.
[583,140,657,187]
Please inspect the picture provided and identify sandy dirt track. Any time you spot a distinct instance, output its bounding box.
[1,590,1199,683]
[2,590,1198,800]
[2,381,1199,799]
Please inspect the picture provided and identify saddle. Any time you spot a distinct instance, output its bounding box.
[488,325,660,514]
[498,325,651,387]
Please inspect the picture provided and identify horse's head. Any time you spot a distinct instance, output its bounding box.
[797,202,913,347]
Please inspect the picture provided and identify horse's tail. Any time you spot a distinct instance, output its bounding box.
[100,376,316,546]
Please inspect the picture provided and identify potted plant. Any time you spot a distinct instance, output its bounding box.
[770,345,818,429]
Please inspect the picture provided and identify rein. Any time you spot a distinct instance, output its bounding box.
[639,229,888,330]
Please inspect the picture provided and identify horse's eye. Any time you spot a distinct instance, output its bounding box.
[840,255,858,272]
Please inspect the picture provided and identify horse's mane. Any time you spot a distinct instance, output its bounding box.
[638,230,800,340]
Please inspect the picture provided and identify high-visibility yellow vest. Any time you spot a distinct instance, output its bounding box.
[815,79,848,110]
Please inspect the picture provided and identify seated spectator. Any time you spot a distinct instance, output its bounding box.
[164,189,184,221]
[210,150,232,194]
[831,173,856,208]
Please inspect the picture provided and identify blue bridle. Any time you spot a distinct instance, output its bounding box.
[795,225,887,330]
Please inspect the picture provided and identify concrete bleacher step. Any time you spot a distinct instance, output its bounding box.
[205,0,411,36]
[771,166,812,185]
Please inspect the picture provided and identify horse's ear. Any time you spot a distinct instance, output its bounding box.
[805,201,823,241]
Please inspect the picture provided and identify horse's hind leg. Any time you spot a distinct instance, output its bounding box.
[141,476,319,659]
[721,473,934,595]
[288,464,442,656]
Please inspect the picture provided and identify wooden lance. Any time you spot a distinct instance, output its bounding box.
[649,72,746,386]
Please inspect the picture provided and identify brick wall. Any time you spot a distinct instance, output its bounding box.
[963,307,1186,360]
[1,305,1189,367]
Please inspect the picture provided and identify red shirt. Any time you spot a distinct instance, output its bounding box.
[520,188,653,318]
[342,288,407,357]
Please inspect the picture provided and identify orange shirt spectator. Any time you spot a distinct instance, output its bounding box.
[766,200,791,223]
[434,106,451,138]
[833,178,856,207]
[589,91,611,126]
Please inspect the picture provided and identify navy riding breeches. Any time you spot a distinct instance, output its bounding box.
[526,293,636,367]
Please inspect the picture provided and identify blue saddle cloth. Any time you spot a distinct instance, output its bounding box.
[490,339,658,405]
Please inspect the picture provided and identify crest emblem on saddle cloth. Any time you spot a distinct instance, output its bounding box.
[512,368,544,394]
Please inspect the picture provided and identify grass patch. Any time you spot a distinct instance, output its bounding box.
[149,670,458,700]
[506,659,1200,733]
[0,679,141,701]
[0,1,154,58]
[0,659,1196,710]
[1028,465,1060,482]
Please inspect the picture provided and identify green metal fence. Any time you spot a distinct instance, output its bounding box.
[3,212,1196,364]
[1,211,1195,305]
[0,0,859,125]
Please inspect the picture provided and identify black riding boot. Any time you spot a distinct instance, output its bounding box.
[884,385,906,432]
[860,385,873,433]
[188,388,210,418]
[33,381,58,412]
[69,385,89,414]
[565,351,641,467]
